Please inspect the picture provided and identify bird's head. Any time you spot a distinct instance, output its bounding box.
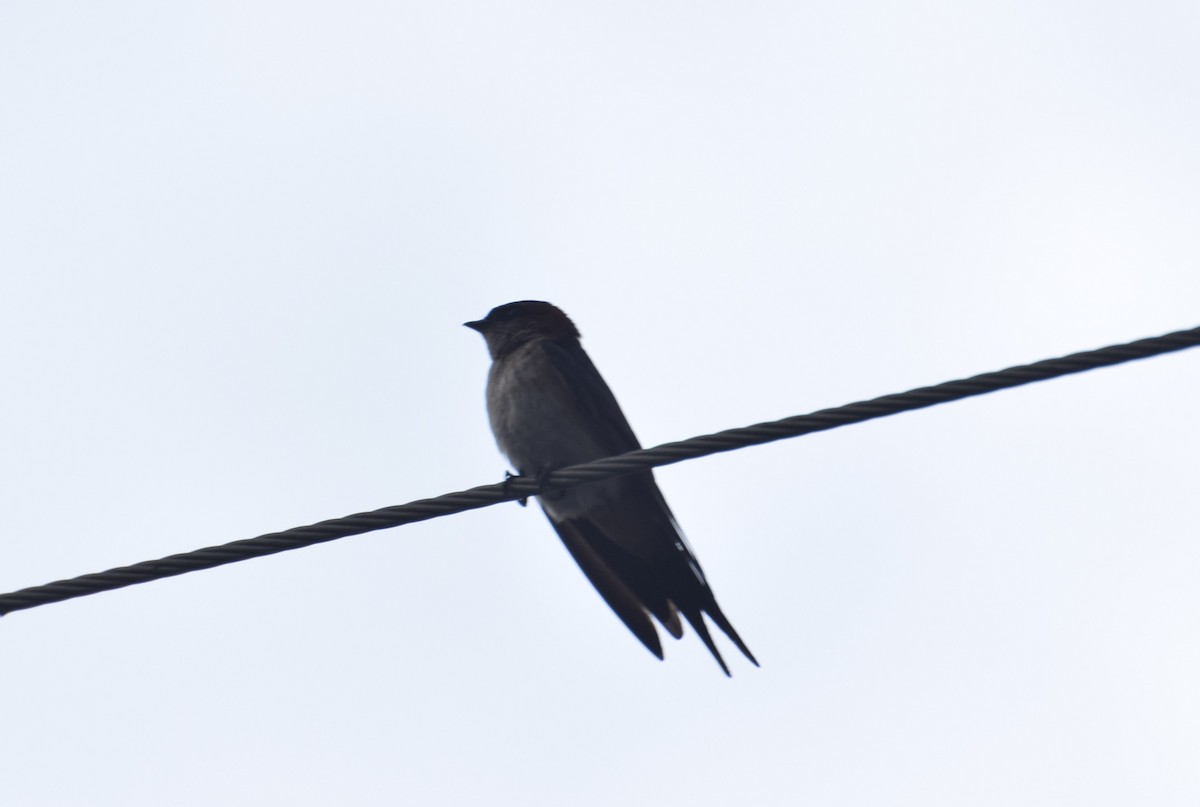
[465,301,581,359]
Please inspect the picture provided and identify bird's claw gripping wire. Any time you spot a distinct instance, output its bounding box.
[503,470,529,507]
[502,468,563,507]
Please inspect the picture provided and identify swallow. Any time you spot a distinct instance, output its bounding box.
[466,301,757,675]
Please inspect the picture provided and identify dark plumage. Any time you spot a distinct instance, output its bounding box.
[466,301,757,675]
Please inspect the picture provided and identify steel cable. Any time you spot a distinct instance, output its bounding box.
[1,324,1198,616]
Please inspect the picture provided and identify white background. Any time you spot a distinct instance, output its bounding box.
[3,2,1199,804]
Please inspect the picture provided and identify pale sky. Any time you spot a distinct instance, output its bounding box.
[3,2,1200,805]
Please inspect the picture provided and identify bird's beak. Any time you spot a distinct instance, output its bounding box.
[464,319,486,332]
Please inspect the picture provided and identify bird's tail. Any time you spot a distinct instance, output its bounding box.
[706,601,759,668]
[681,602,758,677]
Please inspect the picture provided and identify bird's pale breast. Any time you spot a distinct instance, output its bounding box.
[486,342,609,470]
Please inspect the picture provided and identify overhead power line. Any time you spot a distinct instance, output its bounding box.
[1,324,1198,617]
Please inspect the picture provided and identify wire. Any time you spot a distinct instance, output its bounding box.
[2,324,1198,617]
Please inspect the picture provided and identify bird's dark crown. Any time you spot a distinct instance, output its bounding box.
[465,301,581,358]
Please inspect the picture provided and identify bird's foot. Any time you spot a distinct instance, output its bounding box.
[503,470,528,507]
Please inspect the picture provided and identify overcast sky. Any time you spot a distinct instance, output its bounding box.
[3,2,1200,805]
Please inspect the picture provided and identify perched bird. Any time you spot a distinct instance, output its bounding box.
[466,301,757,675]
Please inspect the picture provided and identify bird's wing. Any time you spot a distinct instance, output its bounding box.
[539,340,642,455]
[538,339,757,674]
[547,516,666,659]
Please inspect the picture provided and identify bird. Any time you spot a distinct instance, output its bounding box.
[465,300,757,675]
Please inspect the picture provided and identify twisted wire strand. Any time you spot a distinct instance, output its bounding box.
[2,324,1197,616]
